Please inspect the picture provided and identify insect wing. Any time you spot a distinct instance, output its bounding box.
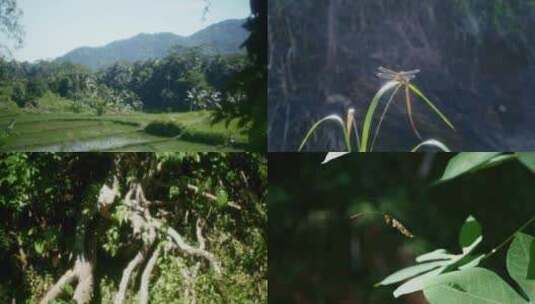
[378,66,397,74]
[376,72,395,80]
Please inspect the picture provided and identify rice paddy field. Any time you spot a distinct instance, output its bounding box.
[0,109,247,152]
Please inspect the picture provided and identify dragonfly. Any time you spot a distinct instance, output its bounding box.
[375,66,423,140]
[376,66,420,83]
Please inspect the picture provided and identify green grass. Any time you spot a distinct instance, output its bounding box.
[0,109,248,152]
[298,70,455,152]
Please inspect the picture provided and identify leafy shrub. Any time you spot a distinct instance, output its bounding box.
[144,120,234,146]
[69,101,84,113]
[93,99,107,116]
[144,120,186,137]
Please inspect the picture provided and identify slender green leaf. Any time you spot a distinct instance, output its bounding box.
[360,81,399,152]
[408,83,455,131]
[458,254,485,271]
[393,266,447,298]
[370,83,402,151]
[411,139,450,152]
[377,260,448,286]
[298,115,349,151]
[423,268,528,304]
[416,249,452,263]
[507,233,535,301]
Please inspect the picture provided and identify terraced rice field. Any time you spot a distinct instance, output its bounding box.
[0,110,247,151]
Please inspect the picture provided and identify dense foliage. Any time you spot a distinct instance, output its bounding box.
[212,0,267,151]
[0,49,248,114]
[0,152,267,303]
[0,0,24,57]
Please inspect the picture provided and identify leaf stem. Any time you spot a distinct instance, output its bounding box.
[487,216,535,258]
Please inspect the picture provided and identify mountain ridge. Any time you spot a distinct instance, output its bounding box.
[56,18,248,70]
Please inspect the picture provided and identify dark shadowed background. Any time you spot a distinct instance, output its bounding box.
[268,153,535,303]
[268,1,535,151]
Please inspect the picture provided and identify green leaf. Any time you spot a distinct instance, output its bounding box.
[34,241,45,255]
[360,80,400,152]
[459,236,482,256]
[507,233,535,301]
[299,114,350,152]
[438,153,502,183]
[377,260,448,286]
[423,268,528,304]
[458,254,485,271]
[411,139,451,152]
[458,216,482,249]
[62,283,74,296]
[216,189,228,207]
[416,249,452,263]
[380,236,482,297]
[321,152,350,164]
[408,83,455,131]
[394,266,447,298]
[168,186,180,199]
[517,153,535,173]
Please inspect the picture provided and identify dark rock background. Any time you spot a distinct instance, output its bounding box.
[268,0,535,151]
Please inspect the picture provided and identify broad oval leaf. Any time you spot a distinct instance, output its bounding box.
[423,268,528,304]
[507,232,535,301]
[517,153,535,173]
[438,153,501,183]
[458,215,482,249]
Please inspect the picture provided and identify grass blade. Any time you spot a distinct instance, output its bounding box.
[405,85,422,140]
[298,115,349,151]
[411,139,451,152]
[360,80,400,152]
[408,83,455,131]
[370,83,401,152]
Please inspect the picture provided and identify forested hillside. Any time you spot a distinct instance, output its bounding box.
[0,48,247,112]
[56,19,248,71]
[0,152,267,303]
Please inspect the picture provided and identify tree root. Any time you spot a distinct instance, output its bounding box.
[42,179,223,304]
[166,223,222,276]
[138,246,161,304]
[114,250,146,304]
[39,269,77,304]
[40,254,95,304]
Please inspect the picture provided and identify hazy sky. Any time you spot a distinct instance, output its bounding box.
[10,0,250,62]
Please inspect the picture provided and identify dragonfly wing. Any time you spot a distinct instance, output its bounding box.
[399,69,421,76]
[378,66,397,74]
[377,72,394,80]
